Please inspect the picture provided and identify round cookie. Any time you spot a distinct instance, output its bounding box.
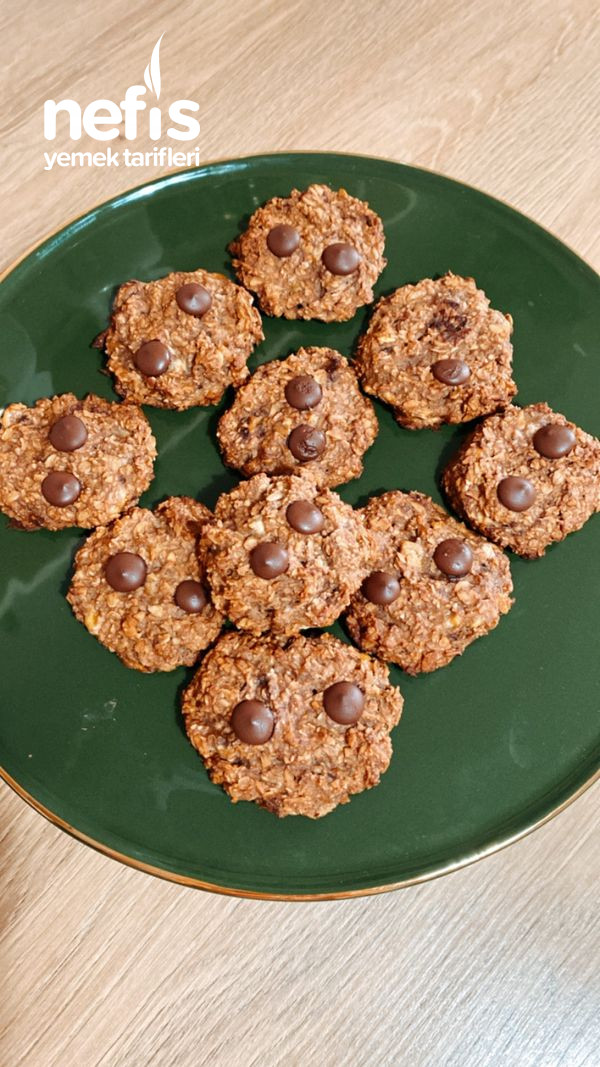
[0,393,156,531]
[355,273,516,429]
[344,491,513,674]
[442,403,600,558]
[217,346,378,487]
[182,631,404,818]
[229,184,386,322]
[97,268,264,409]
[67,496,223,672]
[201,472,376,635]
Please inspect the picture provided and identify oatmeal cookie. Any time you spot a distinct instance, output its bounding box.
[344,491,513,674]
[442,403,600,558]
[217,346,378,487]
[229,184,386,321]
[182,631,403,818]
[355,273,516,429]
[97,268,264,409]
[0,393,156,531]
[201,472,376,635]
[67,496,223,672]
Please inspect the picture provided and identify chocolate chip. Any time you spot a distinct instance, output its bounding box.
[429,308,468,339]
[250,541,289,579]
[174,579,208,613]
[49,414,87,452]
[231,699,275,744]
[431,359,471,386]
[266,224,300,257]
[433,538,474,578]
[286,500,325,534]
[134,340,171,377]
[104,551,147,591]
[362,570,401,605]
[497,476,536,512]
[287,425,326,462]
[176,283,212,317]
[284,375,322,410]
[41,471,81,507]
[321,242,362,275]
[532,423,576,459]
[323,681,365,725]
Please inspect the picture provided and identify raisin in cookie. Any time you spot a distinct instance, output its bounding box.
[0,393,156,531]
[355,273,516,429]
[344,491,513,674]
[217,346,378,487]
[68,496,223,672]
[182,631,403,818]
[97,268,263,409]
[201,472,375,636]
[442,403,600,558]
[229,184,386,322]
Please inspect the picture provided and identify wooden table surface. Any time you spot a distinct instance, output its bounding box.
[1,2,598,1064]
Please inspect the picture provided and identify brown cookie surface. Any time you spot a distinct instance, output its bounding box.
[0,393,156,531]
[344,491,513,674]
[442,403,600,558]
[217,347,378,487]
[229,184,386,321]
[182,631,403,818]
[67,496,223,672]
[99,268,263,409]
[201,472,376,636]
[355,273,516,429]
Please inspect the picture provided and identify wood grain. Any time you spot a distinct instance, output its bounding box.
[1,1,598,1065]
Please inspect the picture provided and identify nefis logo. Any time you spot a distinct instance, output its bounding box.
[44,35,199,142]
[42,35,202,171]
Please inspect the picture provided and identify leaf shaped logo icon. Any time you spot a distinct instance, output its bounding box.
[143,34,164,100]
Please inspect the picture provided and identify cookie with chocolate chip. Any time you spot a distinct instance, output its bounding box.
[67,496,223,672]
[182,631,403,818]
[200,472,376,636]
[97,268,264,409]
[344,491,513,674]
[442,403,600,558]
[355,273,516,429]
[0,393,156,531]
[217,347,378,487]
[229,184,386,321]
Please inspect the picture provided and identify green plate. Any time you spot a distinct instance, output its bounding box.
[1,153,598,899]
